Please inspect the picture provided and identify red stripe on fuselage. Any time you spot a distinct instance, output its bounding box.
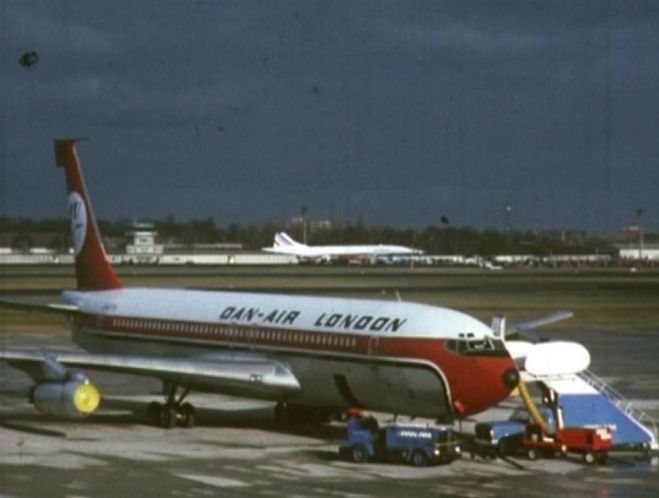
[73,312,515,417]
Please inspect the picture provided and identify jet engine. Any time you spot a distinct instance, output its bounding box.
[32,377,100,418]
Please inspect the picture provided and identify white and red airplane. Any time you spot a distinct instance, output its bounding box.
[0,139,569,428]
[263,231,423,262]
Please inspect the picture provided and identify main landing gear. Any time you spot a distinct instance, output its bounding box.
[146,381,195,429]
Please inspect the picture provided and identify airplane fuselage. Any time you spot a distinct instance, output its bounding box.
[263,232,424,260]
[63,287,516,419]
[268,244,421,258]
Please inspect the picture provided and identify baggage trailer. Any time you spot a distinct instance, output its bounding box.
[339,416,461,466]
[524,423,613,464]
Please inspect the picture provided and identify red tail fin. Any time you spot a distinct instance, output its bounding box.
[55,139,123,290]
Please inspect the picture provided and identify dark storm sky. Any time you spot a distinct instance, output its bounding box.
[1,1,658,232]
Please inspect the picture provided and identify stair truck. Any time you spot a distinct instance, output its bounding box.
[475,380,615,463]
[497,339,658,459]
[339,415,461,466]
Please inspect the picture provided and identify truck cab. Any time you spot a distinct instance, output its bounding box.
[340,416,461,466]
[474,405,557,456]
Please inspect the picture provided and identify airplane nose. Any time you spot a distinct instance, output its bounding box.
[502,367,520,389]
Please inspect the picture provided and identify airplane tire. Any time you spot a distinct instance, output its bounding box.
[146,401,162,426]
[179,403,195,428]
[351,444,368,464]
[160,405,177,429]
[411,449,429,467]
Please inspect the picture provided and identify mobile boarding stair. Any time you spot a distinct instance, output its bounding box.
[507,340,658,455]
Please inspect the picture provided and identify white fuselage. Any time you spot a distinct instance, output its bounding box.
[62,287,514,419]
[271,244,421,257]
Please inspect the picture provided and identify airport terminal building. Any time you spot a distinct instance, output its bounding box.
[0,224,298,266]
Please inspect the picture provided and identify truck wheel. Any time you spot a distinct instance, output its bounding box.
[351,444,368,464]
[411,449,429,467]
[596,452,608,465]
[498,438,512,456]
[583,452,595,465]
[527,448,538,461]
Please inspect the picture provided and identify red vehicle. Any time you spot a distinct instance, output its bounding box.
[524,424,613,464]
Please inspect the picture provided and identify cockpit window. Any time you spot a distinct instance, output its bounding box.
[445,334,506,355]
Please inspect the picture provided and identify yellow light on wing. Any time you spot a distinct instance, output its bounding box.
[73,381,100,414]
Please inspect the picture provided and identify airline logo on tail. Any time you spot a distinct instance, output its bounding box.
[68,192,87,256]
[274,232,302,248]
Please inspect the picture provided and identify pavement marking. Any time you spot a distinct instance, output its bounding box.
[176,473,250,488]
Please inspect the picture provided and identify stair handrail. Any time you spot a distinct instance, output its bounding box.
[579,369,658,441]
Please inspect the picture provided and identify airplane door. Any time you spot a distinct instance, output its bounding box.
[368,335,379,358]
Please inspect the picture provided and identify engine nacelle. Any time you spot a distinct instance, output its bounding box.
[32,379,101,418]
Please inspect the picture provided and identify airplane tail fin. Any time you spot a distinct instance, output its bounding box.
[274,232,305,248]
[55,139,123,291]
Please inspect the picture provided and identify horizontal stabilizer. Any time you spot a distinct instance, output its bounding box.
[506,310,573,339]
[0,299,79,314]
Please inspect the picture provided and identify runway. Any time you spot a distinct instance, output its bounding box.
[1,326,658,497]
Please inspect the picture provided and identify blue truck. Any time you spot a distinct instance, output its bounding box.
[339,416,461,466]
[474,405,557,456]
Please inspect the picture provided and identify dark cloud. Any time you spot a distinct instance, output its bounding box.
[2,0,658,231]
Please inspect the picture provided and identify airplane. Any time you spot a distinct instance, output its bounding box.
[262,231,424,263]
[0,139,571,429]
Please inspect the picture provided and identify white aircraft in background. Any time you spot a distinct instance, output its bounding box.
[0,139,571,429]
[263,231,424,262]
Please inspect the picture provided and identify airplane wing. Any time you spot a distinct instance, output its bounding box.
[0,348,301,399]
[506,310,573,340]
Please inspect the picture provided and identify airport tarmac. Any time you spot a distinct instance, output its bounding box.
[1,326,658,498]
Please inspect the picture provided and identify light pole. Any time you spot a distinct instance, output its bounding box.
[301,206,308,244]
[504,205,512,232]
[636,208,644,262]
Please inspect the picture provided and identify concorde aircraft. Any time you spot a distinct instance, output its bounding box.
[262,231,423,262]
[0,139,569,429]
